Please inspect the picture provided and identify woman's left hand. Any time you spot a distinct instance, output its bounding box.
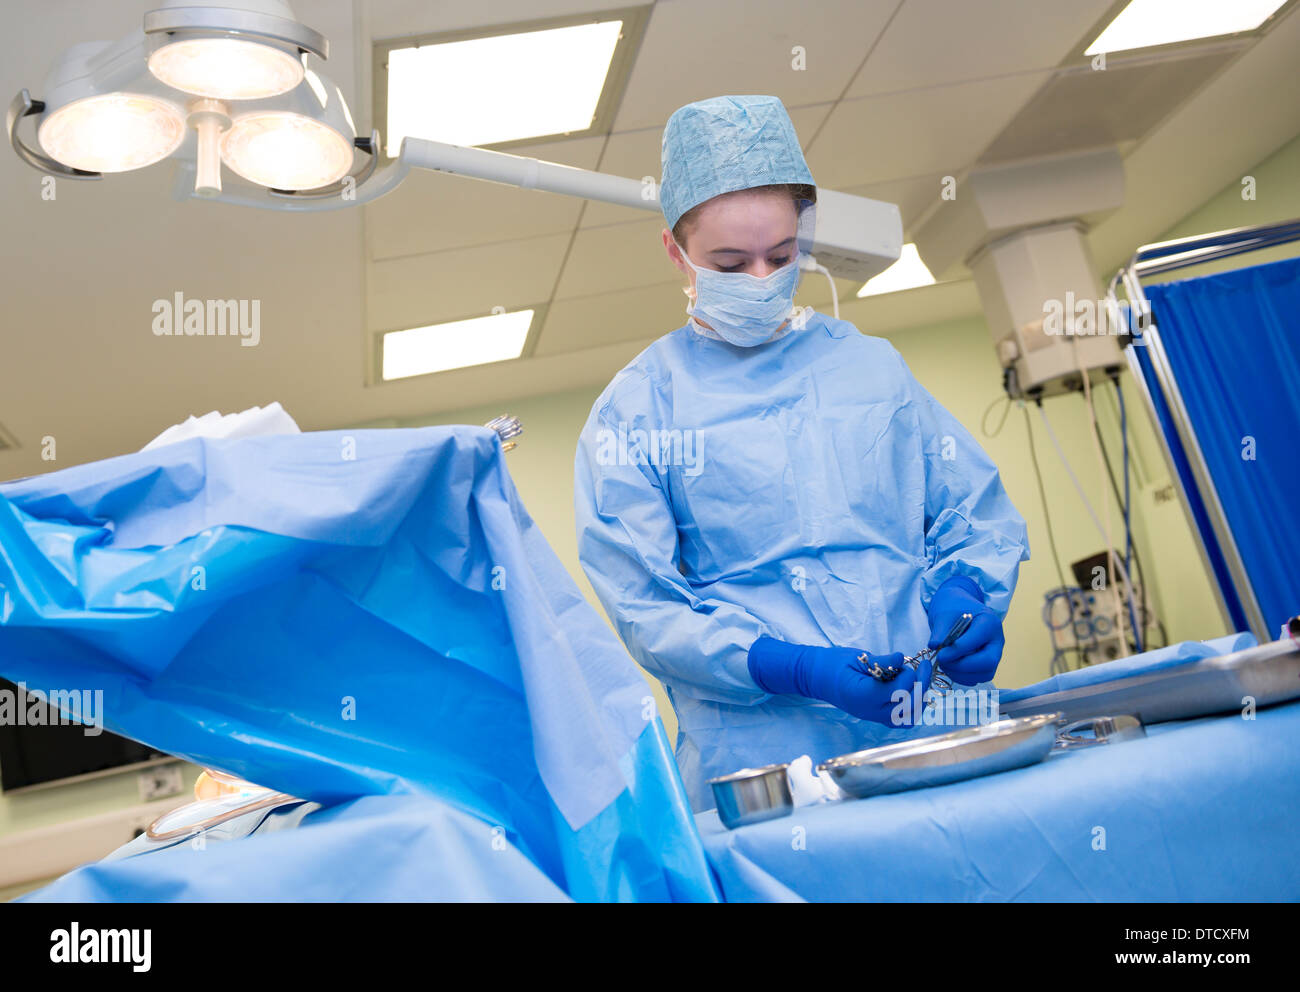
[925,576,1004,685]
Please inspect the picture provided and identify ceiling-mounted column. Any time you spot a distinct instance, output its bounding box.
[913,148,1130,398]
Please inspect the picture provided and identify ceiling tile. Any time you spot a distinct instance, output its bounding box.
[534,281,689,356]
[613,0,898,131]
[847,0,1117,96]
[578,128,667,228]
[838,173,951,234]
[553,218,676,299]
[1089,5,1300,273]
[367,233,571,331]
[978,48,1244,165]
[806,71,1052,188]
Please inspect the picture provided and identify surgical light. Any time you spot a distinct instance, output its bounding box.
[189,99,230,196]
[221,111,353,190]
[38,93,185,173]
[147,37,304,100]
[7,1,376,197]
[1085,0,1289,55]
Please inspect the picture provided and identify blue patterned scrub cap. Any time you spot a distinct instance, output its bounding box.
[660,95,816,232]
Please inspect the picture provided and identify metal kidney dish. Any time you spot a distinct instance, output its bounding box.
[818,712,1065,798]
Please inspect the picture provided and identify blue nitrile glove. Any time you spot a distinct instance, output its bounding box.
[926,576,1004,685]
[747,637,929,726]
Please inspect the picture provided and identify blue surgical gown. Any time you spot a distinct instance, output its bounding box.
[574,312,1030,810]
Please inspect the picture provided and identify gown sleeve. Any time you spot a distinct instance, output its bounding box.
[574,402,775,706]
[896,348,1031,617]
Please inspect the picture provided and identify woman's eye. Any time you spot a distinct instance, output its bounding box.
[718,258,788,272]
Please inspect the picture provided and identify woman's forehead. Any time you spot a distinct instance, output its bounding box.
[692,193,798,252]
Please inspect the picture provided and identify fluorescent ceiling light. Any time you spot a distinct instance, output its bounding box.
[1085,0,1287,55]
[382,310,534,380]
[856,244,936,298]
[385,21,622,152]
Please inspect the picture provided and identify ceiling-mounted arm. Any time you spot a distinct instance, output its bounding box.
[6,89,102,180]
[268,129,380,200]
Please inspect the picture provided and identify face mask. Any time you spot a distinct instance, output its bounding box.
[675,241,802,347]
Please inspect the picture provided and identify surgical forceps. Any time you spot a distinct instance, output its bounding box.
[904,612,974,694]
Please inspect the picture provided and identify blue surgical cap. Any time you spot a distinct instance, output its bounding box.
[659,95,816,232]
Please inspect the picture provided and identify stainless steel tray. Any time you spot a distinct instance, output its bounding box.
[817,712,1063,798]
[999,638,1300,725]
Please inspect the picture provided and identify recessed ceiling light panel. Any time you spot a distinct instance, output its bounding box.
[382,310,534,380]
[1085,0,1288,55]
[856,244,937,298]
[385,21,623,151]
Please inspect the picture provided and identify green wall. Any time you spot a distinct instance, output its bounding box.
[1147,131,1300,282]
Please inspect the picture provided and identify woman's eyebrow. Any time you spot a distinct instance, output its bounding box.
[707,237,796,256]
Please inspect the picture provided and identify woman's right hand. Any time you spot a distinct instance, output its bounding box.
[747,637,932,727]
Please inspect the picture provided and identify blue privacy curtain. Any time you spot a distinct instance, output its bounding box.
[1142,254,1300,636]
[0,427,719,902]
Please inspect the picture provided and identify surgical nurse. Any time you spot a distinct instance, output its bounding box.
[574,95,1030,811]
